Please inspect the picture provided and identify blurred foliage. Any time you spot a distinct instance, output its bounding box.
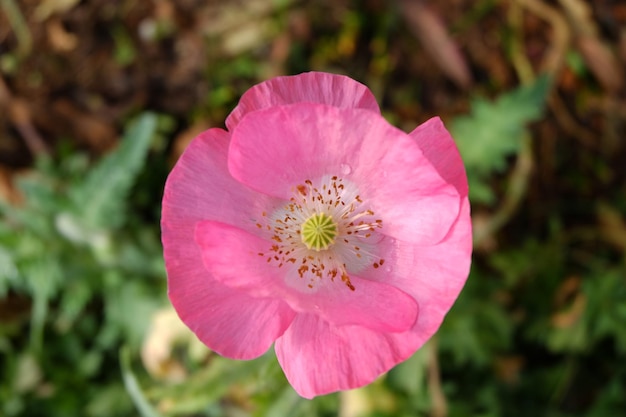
[1,1,626,417]
[451,75,551,204]
[0,113,168,416]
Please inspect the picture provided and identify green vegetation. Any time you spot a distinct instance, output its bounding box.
[1,1,625,416]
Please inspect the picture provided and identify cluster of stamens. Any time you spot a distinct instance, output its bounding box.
[256,176,384,291]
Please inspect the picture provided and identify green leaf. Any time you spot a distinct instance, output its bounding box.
[120,346,162,417]
[451,76,551,204]
[70,112,158,231]
[103,277,159,350]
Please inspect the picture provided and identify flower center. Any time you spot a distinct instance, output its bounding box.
[300,212,337,251]
[256,175,385,292]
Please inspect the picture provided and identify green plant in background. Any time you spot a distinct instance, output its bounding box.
[0,113,168,416]
[1,70,624,417]
[1,0,625,414]
[451,75,551,205]
[115,78,558,417]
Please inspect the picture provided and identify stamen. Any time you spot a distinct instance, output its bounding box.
[257,175,384,292]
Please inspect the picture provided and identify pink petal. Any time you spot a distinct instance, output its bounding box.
[169,278,295,359]
[361,197,472,347]
[195,220,419,333]
[162,127,278,232]
[409,117,468,197]
[398,197,472,340]
[225,72,380,131]
[228,103,461,244]
[276,199,472,399]
[275,314,412,399]
[162,128,295,359]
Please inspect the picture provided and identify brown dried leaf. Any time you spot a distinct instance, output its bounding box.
[46,18,78,52]
[9,98,49,156]
[553,275,581,307]
[551,275,586,328]
[43,99,117,152]
[558,0,624,91]
[400,0,472,89]
[551,292,586,329]
[576,36,624,91]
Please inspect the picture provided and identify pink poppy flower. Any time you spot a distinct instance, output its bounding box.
[161,72,472,398]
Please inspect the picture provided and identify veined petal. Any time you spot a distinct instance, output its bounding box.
[360,197,472,347]
[169,277,295,359]
[275,198,470,399]
[163,217,295,359]
[162,128,295,359]
[228,103,461,244]
[275,314,413,399]
[409,117,468,197]
[225,72,380,131]
[394,197,472,338]
[195,220,418,333]
[161,128,277,232]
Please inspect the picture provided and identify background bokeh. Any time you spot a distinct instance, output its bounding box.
[1,0,625,416]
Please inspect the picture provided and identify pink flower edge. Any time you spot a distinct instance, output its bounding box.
[161,71,472,398]
[225,71,380,131]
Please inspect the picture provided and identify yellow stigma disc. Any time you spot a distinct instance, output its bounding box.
[301,212,337,251]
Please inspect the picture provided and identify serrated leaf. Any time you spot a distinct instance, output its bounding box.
[70,112,158,231]
[451,76,551,203]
